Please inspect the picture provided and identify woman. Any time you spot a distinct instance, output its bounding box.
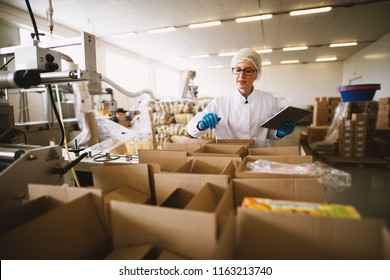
[186,48,295,147]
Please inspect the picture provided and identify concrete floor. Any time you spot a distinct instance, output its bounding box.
[269,126,390,227]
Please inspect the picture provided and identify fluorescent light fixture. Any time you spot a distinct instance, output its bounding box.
[256,49,273,53]
[147,27,176,34]
[283,46,308,51]
[316,57,337,62]
[188,20,221,29]
[190,54,210,59]
[235,14,273,23]
[262,61,272,66]
[208,65,224,69]
[110,32,137,39]
[290,7,332,16]
[330,42,358,48]
[280,59,300,64]
[218,52,236,57]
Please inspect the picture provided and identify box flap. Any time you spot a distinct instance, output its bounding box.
[154,173,230,204]
[185,183,225,212]
[248,146,301,155]
[109,201,218,259]
[138,149,187,171]
[91,164,151,195]
[236,208,386,260]
[105,244,154,260]
[0,194,110,259]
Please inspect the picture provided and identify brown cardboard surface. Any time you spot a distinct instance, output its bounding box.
[109,200,228,259]
[174,157,237,176]
[154,173,230,204]
[236,208,389,260]
[161,142,202,152]
[185,183,225,212]
[104,244,155,260]
[104,186,150,205]
[208,139,255,148]
[91,164,151,196]
[138,149,187,171]
[248,146,301,156]
[159,188,194,208]
[189,144,247,158]
[236,155,313,178]
[0,194,110,259]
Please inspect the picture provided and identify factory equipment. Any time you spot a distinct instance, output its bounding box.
[0,0,154,211]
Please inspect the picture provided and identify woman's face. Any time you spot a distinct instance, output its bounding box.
[233,60,257,96]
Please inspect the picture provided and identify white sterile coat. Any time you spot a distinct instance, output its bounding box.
[186,89,281,147]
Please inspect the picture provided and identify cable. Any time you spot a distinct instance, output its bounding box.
[47,84,65,146]
[0,57,15,71]
[25,0,43,41]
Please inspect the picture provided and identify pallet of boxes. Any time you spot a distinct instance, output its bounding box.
[306,97,341,156]
[374,97,390,158]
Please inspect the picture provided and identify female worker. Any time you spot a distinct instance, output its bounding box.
[186,47,295,147]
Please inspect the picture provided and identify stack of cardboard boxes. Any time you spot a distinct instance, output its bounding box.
[376,98,390,129]
[1,141,389,260]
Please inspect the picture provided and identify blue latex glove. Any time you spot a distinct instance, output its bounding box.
[199,113,220,130]
[276,121,296,138]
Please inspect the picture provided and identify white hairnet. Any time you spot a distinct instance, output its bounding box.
[231,48,262,79]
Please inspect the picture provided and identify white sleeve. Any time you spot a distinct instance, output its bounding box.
[186,101,216,138]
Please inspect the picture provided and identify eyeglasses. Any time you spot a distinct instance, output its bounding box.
[232,67,257,76]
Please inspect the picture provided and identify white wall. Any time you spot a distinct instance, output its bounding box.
[342,32,390,100]
[194,61,343,108]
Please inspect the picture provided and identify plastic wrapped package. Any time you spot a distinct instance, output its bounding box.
[247,160,351,191]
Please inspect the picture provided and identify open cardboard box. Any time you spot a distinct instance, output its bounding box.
[236,155,313,178]
[208,139,256,149]
[161,142,203,152]
[248,145,303,156]
[153,172,230,204]
[138,149,187,171]
[107,198,235,260]
[0,185,110,259]
[236,207,390,259]
[189,144,247,158]
[174,156,238,177]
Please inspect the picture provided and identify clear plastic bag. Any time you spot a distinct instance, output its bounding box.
[247,160,351,191]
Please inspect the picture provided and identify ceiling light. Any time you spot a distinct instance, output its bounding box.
[188,21,221,29]
[235,14,273,23]
[262,61,272,66]
[110,32,137,39]
[283,46,308,51]
[218,52,236,57]
[147,27,176,34]
[316,57,337,62]
[290,7,332,16]
[190,54,210,59]
[330,42,358,47]
[280,60,300,64]
[256,49,273,53]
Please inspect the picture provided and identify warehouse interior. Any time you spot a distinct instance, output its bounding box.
[1,0,390,261]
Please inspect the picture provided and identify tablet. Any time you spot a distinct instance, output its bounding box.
[260,106,312,130]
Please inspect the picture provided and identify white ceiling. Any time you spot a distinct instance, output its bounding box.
[1,0,390,70]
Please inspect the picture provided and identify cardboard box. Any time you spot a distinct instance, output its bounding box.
[208,139,255,148]
[158,188,195,208]
[161,142,202,152]
[108,200,235,259]
[138,149,187,171]
[0,190,110,259]
[248,146,301,156]
[236,207,390,259]
[154,173,230,204]
[174,157,237,176]
[235,155,313,179]
[188,144,247,158]
[307,125,328,144]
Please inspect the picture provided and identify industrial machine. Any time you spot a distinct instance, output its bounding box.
[0,1,154,211]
